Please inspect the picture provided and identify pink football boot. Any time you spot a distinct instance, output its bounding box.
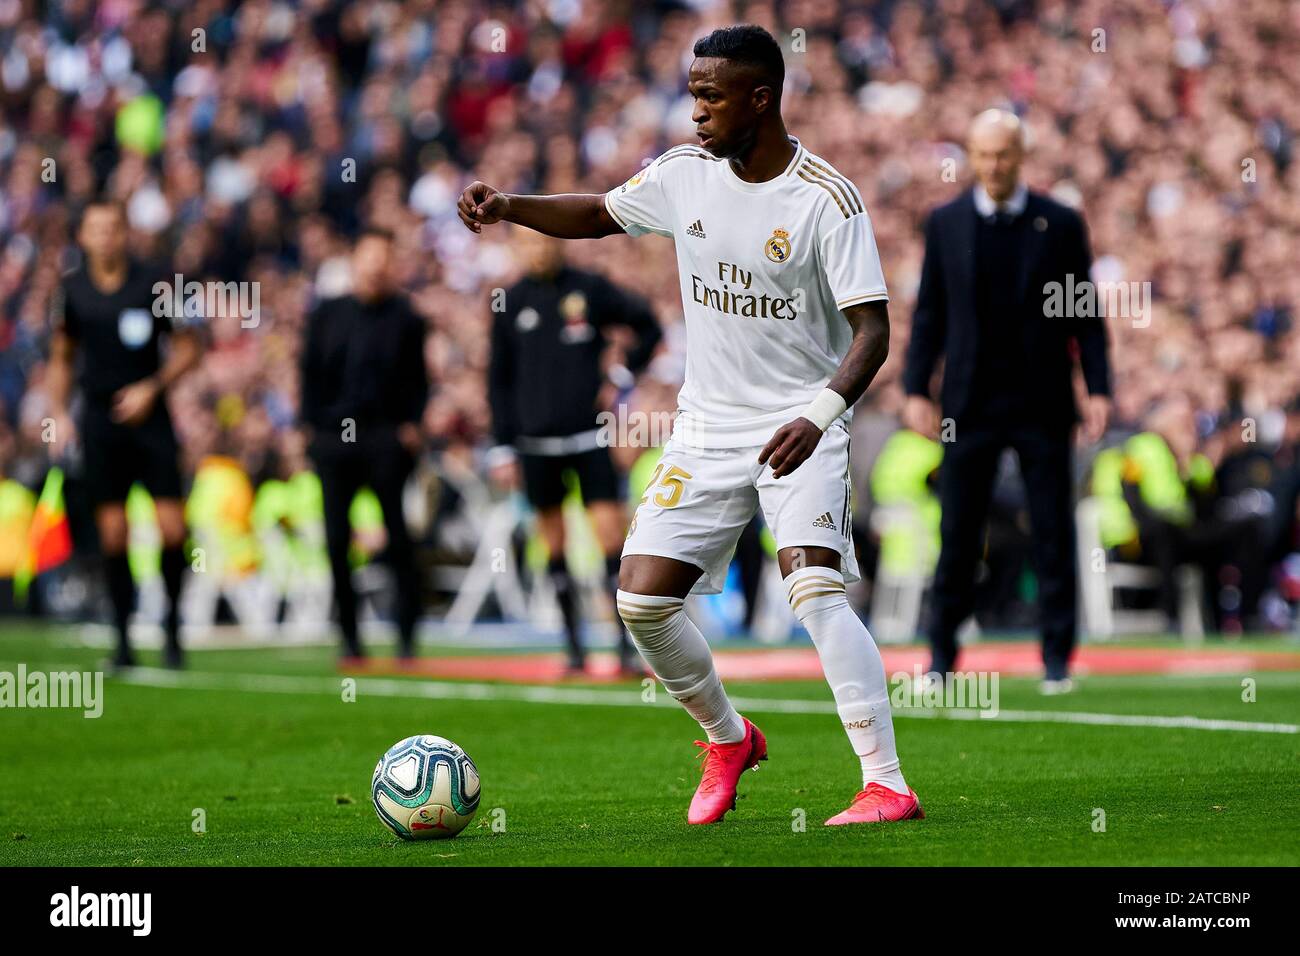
[687,717,768,825]
[825,783,925,826]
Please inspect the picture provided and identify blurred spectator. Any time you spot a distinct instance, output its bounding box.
[0,0,1297,627]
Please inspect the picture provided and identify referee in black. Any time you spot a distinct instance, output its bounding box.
[301,228,429,661]
[46,198,201,670]
[487,227,661,675]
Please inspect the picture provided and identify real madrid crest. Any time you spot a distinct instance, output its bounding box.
[765,228,792,263]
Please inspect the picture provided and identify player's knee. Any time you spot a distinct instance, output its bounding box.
[785,564,850,624]
[777,545,841,578]
[618,553,699,595]
[617,556,655,593]
[615,590,684,650]
[616,562,635,592]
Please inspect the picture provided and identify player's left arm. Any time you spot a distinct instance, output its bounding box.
[112,328,201,426]
[758,300,889,479]
[760,197,890,479]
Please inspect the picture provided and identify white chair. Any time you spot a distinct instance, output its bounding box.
[1075,496,1204,641]
[180,526,283,636]
[443,497,532,635]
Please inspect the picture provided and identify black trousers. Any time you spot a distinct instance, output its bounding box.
[929,420,1076,678]
[314,436,420,655]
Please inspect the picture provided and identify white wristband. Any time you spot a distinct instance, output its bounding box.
[800,388,848,432]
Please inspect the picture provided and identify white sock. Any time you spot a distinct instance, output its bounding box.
[616,590,745,744]
[786,566,908,794]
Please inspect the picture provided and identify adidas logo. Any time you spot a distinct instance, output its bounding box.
[812,512,837,531]
[686,219,706,238]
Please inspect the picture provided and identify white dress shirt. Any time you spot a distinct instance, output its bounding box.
[973,182,1028,221]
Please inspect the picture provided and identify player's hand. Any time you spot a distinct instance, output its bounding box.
[110,379,160,427]
[1079,394,1111,445]
[457,182,510,233]
[759,418,823,479]
[901,395,940,439]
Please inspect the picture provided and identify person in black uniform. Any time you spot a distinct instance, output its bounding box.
[901,110,1112,692]
[487,227,661,675]
[301,227,429,661]
[46,199,202,669]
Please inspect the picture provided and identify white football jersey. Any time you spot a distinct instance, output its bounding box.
[605,137,888,448]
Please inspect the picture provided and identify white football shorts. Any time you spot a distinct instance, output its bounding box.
[622,423,860,594]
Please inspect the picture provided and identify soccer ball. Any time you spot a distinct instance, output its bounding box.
[371,735,481,840]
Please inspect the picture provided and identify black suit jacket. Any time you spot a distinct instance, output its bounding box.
[902,188,1111,426]
[300,293,429,443]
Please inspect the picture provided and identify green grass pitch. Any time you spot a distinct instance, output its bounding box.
[2,624,1298,866]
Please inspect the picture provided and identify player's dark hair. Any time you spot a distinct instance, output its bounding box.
[693,25,785,100]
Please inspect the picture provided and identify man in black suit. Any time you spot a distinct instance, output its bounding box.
[901,109,1111,692]
[301,228,429,660]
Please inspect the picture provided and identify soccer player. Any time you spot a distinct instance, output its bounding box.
[458,25,920,826]
[47,199,201,670]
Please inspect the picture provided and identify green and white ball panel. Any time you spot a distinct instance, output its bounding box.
[372,735,481,840]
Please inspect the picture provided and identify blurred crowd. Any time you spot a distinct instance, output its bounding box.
[1,0,1299,624]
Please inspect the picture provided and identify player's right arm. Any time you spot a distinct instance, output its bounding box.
[460,150,680,240]
[457,183,622,239]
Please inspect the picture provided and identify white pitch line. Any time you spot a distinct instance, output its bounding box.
[112,667,1300,735]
